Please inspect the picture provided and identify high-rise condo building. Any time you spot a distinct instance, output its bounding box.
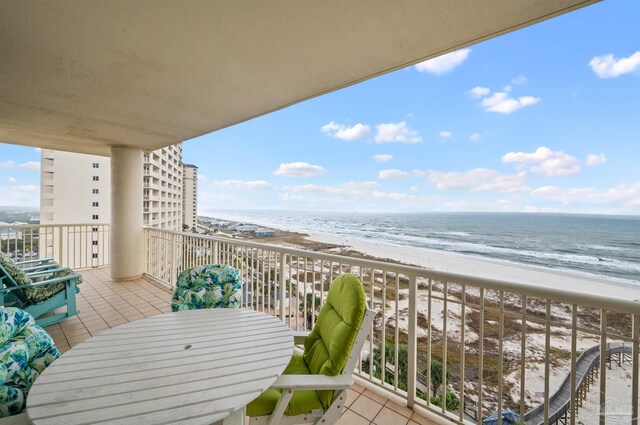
[182,164,198,231]
[39,144,196,266]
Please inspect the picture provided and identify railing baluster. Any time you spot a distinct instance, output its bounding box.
[633,315,639,425]
[407,274,417,408]
[381,270,387,387]
[459,284,466,423]
[427,277,432,407]
[599,310,607,425]
[497,291,504,425]
[394,273,400,391]
[544,300,551,425]
[478,287,484,424]
[570,304,577,425]
[442,280,448,414]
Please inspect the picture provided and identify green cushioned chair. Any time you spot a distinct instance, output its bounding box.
[247,273,375,425]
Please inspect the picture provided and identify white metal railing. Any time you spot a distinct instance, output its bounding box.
[1,223,110,270]
[144,228,640,425]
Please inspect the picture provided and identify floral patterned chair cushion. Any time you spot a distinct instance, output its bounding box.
[171,264,242,311]
[0,252,82,304]
[0,308,60,418]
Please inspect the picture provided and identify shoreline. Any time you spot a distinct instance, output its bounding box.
[304,232,640,301]
[200,215,640,301]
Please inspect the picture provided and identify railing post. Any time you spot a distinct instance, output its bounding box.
[407,274,417,408]
[169,232,178,288]
[57,225,63,266]
[279,252,287,323]
[143,228,149,275]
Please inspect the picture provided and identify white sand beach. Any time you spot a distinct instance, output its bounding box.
[306,232,640,302]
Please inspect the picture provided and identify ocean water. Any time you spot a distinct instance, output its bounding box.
[203,210,640,284]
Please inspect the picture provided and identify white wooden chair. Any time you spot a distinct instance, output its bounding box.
[247,273,375,425]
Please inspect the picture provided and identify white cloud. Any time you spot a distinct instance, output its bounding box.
[0,184,39,206]
[7,177,16,183]
[589,51,640,78]
[373,154,393,163]
[502,85,512,92]
[280,181,436,207]
[321,121,370,141]
[586,153,607,166]
[511,75,528,85]
[481,92,540,114]
[427,168,528,193]
[409,186,419,192]
[469,86,490,98]
[469,133,481,142]
[0,160,41,170]
[197,174,209,182]
[532,181,640,206]
[214,180,275,190]
[19,161,40,170]
[274,162,325,177]
[501,146,581,176]
[375,121,421,144]
[415,49,471,75]
[378,169,426,179]
[379,169,409,179]
[438,131,452,138]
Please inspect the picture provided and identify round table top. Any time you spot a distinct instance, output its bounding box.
[27,309,294,425]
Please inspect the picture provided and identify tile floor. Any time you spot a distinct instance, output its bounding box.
[44,267,436,425]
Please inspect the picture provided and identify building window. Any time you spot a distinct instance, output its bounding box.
[92,253,98,259]
[92,201,99,207]
[92,163,99,168]
[92,176,99,181]
[92,227,98,232]
[92,214,99,220]
[92,189,99,194]
[92,240,98,246]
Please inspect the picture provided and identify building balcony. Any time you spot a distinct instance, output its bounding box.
[3,223,639,424]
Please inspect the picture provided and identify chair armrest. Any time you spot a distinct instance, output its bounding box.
[0,275,78,294]
[292,331,309,345]
[30,274,81,287]
[271,374,353,390]
[23,264,59,273]
[16,258,56,266]
[28,267,71,278]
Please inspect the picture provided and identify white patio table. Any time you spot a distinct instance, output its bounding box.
[27,309,294,425]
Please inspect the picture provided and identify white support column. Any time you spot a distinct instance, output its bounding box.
[110,146,144,281]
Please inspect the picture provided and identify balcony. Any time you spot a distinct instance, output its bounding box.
[3,223,640,424]
[42,267,434,425]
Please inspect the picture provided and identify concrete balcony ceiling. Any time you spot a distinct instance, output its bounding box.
[1,0,599,156]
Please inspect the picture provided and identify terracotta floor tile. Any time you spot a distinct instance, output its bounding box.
[352,383,366,393]
[373,407,409,425]
[336,409,371,425]
[385,400,414,418]
[362,388,388,405]
[409,412,438,425]
[350,393,383,421]
[345,388,359,407]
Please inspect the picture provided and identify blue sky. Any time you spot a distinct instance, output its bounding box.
[2,1,639,214]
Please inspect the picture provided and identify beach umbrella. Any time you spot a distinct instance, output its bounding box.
[482,409,520,425]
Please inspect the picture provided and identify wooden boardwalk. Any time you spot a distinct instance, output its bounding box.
[524,343,632,425]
